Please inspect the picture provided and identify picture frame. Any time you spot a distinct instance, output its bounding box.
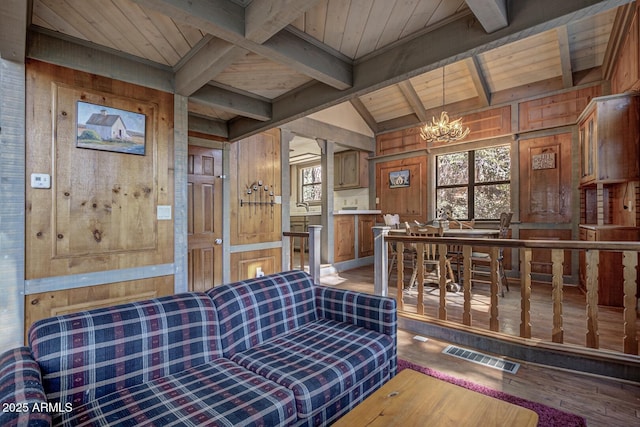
[76,101,146,155]
[389,170,410,188]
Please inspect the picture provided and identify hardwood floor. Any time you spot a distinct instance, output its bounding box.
[321,266,640,427]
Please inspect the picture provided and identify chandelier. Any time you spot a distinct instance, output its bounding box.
[420,66,470,143]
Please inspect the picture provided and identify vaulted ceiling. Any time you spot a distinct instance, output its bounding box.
[0,0,634,142]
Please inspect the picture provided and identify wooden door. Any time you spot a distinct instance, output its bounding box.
[188,146,223,291]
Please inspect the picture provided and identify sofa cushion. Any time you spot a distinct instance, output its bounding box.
[54,359,297,427]
[207,270,318,357]
[230,318,393,418]
[29,293,222,408]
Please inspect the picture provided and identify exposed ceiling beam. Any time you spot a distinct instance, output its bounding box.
[398,81,428,123]
[556,26,574,88]
[602,2,637,79]
[0,0,27,62]
[282,117,375,152]
[229,0,632,140]
[175,37,248,96]
[245,0,320,44]
[349,98,379,134]
[27,29,174,93]
[190,84,272,121]
[133,0,352,91]
[465,0,508,33]
[464,57,491,107]
[188,114,228,138]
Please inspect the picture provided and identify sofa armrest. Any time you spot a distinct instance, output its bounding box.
[315,286,397,339]
[0,347,51,427]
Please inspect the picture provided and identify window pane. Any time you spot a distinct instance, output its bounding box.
[437,187,468,219]
[437,152,468,186]
[475,146,510,183]
[302,166,322,185]
[302,184,322,202]
[474,183,510,219]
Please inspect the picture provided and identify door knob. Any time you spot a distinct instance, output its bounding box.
[214,238,223,245]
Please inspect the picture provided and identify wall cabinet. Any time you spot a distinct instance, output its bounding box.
[579,225,640,307]
[334,150,368,190]
[578,94,639,185]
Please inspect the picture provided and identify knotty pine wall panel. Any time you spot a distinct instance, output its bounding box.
[230,128,282,246]
[519,133,573,224]
[518,86,601,132]
[25,60,174,279]
[375,156,427,224]
[230,249,281,282]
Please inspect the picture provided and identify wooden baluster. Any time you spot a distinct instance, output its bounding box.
[289,236,295,269]
[462,245,472,326]
[622,250,638,354]
[299,237,305,270]
[417,242,425,315]
[585,250,599,349]
[551,249,564,343]
[397,241,405,311]
[489,246,499,332]
[438,243,447,320]
[520,248,532,338]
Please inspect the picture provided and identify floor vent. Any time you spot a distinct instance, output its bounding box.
[442,345,520,374]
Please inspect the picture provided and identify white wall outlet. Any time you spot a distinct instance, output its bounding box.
[274,195,282,204]
[30,173,51,189]
[256,267,265,278]
[157,205,172,220]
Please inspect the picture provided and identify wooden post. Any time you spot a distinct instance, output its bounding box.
[397,241,405,310]
[462,245,472,326]
[551,249,564,343]
[438,243,447,320]
[417,242,425,315]
[520,248,532,338]
[489,246,499,332]
[308,225,321,285]
[622,250,638,354]
[373,226,389,296]
[585,250,599,349]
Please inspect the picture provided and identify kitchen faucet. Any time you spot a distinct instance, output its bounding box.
[296,201,310,212]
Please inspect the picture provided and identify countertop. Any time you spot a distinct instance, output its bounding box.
[333,210,381,215]
[290,212,322,217]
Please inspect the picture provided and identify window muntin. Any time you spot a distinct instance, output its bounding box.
[300,164,322,203]
[436,146,511,220]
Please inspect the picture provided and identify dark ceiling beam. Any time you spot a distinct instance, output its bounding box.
[398,81,428,123]
[464,57,491,107]
[556,26,574,88]
[228,0,632,141]
[188,114,228,138]
[0,0,27,62]
[133,0,352,91]
[190,84,272,121]
[282,117,375,152]
[465,0,508,33]
[349,98,379,134]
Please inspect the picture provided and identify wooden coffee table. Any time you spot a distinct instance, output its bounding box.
[333,369,538,426]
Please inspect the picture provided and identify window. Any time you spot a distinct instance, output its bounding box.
[299,163,322,203]
[436,146,511,220]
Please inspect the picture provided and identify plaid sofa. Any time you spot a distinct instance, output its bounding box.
[0,271,397,426]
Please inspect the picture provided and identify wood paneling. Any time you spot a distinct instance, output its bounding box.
[25,60,174,279]
[519,133,572,223]
[432,106,511,147]
[518,86,601,132]
[611,8,639,94]
[375,157,427,224]
[376,127,425,156]
[519,229,572,275]
[230,129,282,246]
[230,248,281,282]
[24,275,174,342]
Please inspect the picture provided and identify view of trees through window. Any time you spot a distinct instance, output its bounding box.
[301,164,322,203]
[436,146,511,220]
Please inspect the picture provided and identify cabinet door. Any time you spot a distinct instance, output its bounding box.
[334,216,355,262]
[358,215,376,257]
[579,112,596,184]
[339,151,360,188]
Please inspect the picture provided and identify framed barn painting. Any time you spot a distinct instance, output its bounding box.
[76,101,146,155]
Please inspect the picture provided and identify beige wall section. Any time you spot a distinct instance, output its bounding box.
[25,60,174,279]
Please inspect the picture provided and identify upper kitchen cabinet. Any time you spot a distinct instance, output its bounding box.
[334,150,369,190]
[578,94,640,186]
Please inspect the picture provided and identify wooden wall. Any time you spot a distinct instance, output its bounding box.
[24,60,175,329]
[229,128,282,281]
[375,156,428,224]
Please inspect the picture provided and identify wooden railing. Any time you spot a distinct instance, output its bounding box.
[372,226,640,356]
[283,225,321,284]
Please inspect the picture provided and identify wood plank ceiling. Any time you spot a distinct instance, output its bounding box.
[19,0,632,141]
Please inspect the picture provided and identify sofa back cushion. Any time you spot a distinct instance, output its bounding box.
[207,271,317,357]
[29,293,221,407]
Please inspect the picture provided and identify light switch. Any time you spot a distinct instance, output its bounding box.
[157,205,172,220]
[31,173,51,189]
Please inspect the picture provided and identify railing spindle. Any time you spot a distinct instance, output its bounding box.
[622,250,638,354]
[397,241,405,311]
[417,242,425,315]
[438,243,447,320]
[551,249,564,343]
[520,248,532,338]
[585,249,600,349]
[463,245,472,326]
[489,246,499,332]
